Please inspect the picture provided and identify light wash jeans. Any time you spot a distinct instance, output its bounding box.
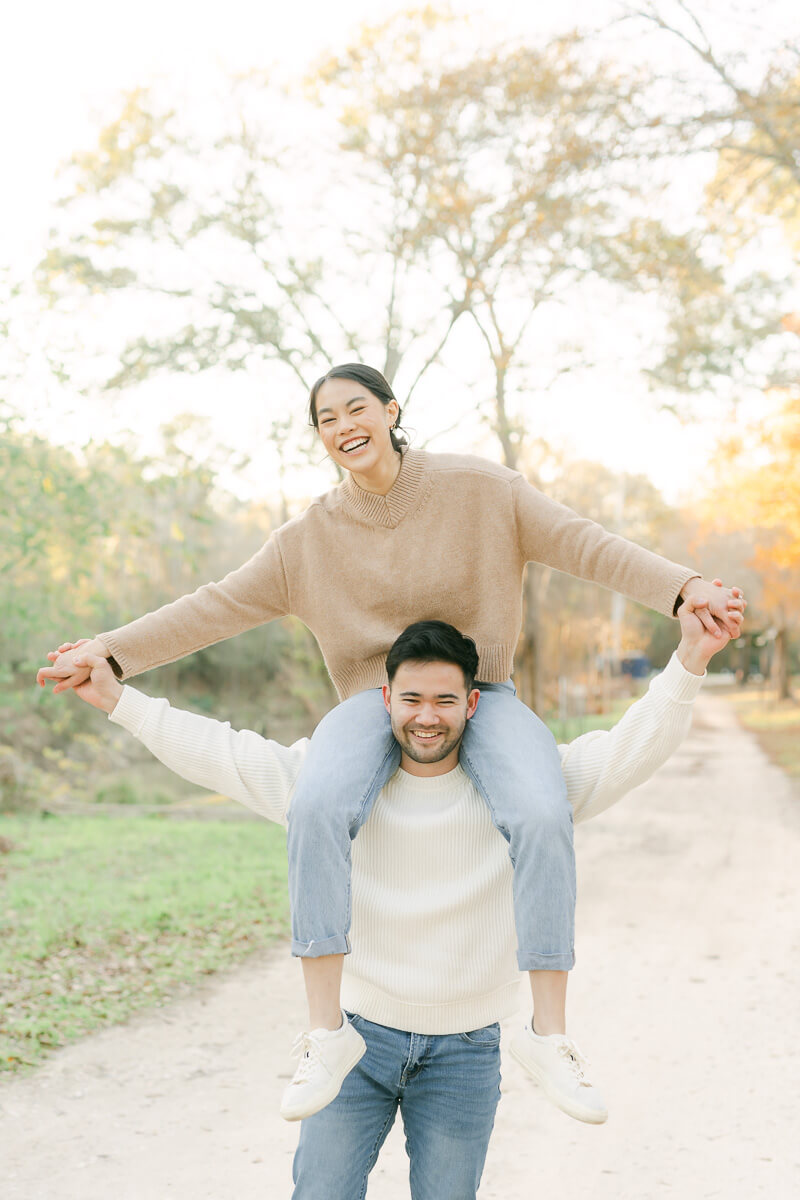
[291,1012,502,1200]
[287,682,575,971]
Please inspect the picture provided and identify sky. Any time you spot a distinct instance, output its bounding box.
[3,0,797,507]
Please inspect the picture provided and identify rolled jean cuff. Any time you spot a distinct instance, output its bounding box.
[291,933,351,959]
[517,949,575,971]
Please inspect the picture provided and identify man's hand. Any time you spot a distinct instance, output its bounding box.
[64,650,124,714]
[36,637,111,694]
[676,584,736,676]
[679,577,745,639]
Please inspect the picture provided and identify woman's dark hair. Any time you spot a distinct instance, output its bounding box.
[308,363,409,453]
[386,621,479,692]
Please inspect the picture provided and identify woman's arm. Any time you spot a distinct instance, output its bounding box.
[511,476,744,635]
[37,533,291,690]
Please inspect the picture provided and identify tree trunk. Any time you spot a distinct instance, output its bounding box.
[515,565,553,714]
[771,626,792,701]
[515,571,541,712]
[493,365,518,471]
[737,636,750,685]
[491,360,544,707]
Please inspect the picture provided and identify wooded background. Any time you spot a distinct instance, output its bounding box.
[2,2,798,811]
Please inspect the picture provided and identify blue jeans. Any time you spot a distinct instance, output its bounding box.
[292,1013,502,1199]
[287,682,575,971]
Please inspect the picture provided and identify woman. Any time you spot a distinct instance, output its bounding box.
[39,363,744,1124]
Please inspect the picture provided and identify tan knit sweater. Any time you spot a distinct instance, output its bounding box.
[101,449,698,698]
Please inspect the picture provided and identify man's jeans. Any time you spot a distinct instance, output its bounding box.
[287,681,575,971]
[292,1013,502,1200]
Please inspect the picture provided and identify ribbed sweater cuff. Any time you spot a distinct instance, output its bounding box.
[98,631,135,680]
[665,569,702,619]
[108,686,152,735]
[475,645,512,684]
[656,652,705,702]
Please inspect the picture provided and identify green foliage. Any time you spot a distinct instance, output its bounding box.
[0,410,219,672]
[92,779,171,806]
[0,747,41,814]
[0,411,335,810]
[545,697,636,745]
[0,814,289,1071]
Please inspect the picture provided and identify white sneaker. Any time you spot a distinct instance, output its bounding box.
[510,1025,608,1124]
[280,1013,366,1122]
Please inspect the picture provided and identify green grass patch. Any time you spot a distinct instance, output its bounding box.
[722,683,800,786]
[0,814,289,1074]
[545,696,637,744]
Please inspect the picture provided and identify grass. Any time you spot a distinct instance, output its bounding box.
[545,696,637,744]
[0,687,657,1077]
[0,814,289,1074]
[722,681,800,786]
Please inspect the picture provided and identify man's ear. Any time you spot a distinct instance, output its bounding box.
[382,683,392,715]
[466,688,480,719]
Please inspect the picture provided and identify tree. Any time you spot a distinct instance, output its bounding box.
[622,2,800,400]
[0,409,109,674]
[35,68,475,421]
[314,9,731,705]
[0,411,222,676]
[314,10,735,447]
[35,9,762,708]
[511,446,687,705]
[702,389,800,698]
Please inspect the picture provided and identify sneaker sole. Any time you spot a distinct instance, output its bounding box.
[280,1036,367,1122]
[509,1042,608,1125]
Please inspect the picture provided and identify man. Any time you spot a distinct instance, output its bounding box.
[68,597,728,1199]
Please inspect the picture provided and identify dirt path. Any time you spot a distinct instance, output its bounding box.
[3,692,799,1199]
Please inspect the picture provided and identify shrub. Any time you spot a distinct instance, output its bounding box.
[0,746,39,813]
[93,779,140,806]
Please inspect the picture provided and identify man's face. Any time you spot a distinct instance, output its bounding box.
[382,660,480,776]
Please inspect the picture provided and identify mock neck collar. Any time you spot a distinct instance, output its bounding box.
[341,448,427,528]
[395,764,467,790]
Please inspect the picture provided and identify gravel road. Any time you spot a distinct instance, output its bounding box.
[2,690,798,1199]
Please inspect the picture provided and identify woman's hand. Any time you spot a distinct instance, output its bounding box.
[46,639,92,661]
[678,577,745,638]
[36,638,111,694]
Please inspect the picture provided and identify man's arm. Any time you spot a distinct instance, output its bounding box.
[561,595,731,825]
[71,652,305,825]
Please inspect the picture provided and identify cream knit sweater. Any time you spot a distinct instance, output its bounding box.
[100,450,698,698]
[109,654,702,1034]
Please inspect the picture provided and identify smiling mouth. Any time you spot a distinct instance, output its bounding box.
[410,730,443,740]
[340,437,370,453]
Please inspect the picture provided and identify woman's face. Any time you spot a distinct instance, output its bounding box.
[315,377,399,477]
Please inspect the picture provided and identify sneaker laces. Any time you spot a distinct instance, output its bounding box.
[554,1037,593,1087]
[289,1031,326,1085]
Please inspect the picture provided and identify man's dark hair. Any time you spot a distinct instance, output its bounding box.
[386,621,479,691]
